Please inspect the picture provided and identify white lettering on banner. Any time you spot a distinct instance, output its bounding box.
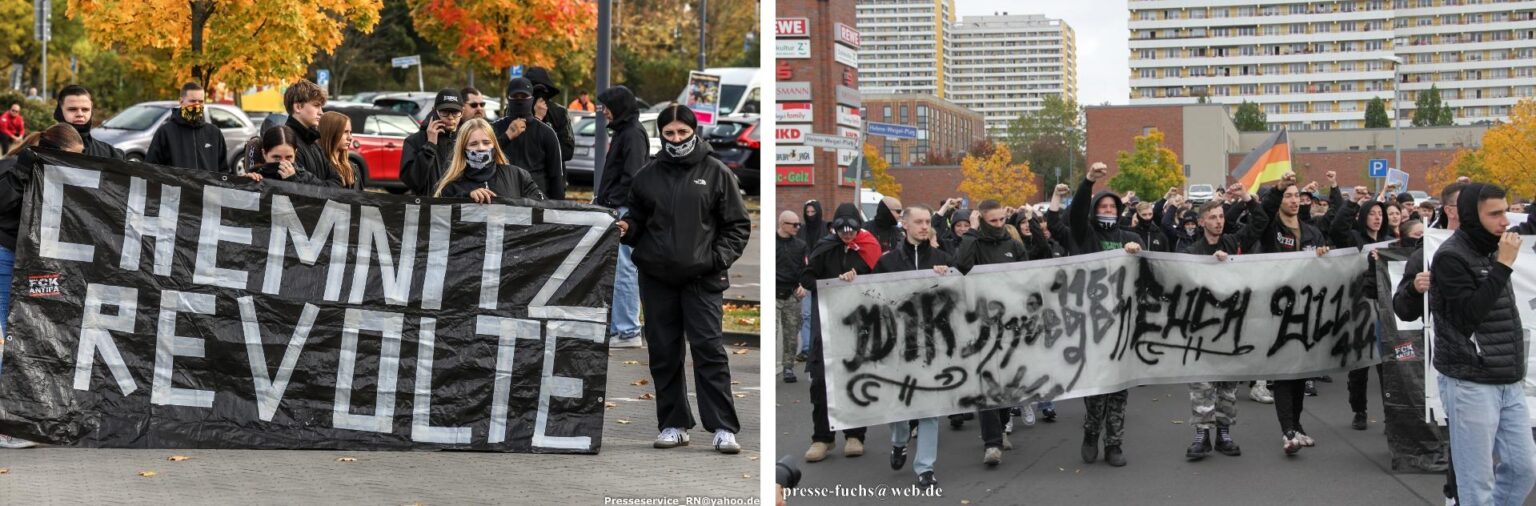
[777,102,813,123]
[419,205,452,311]
[818,249,1380,430]
[238,297,318,422]
[73,283,139,395]
[482,315,543,444]
[151,290,215,408]
[776,124,810,145]
[776,17,809,37]
[530,210,612,322]
[194,186,259,290]
[263,197,350,301]
[776,81,812,102]
[348,205,419,306]
[535,320,604,450]
[777,146,817,164]
[120,177,181,276]
[459,204,532,310]
[40,164,99,262]
[776,39,811,59]
[332,308,405,434]
[411,318,472,444]
[834,44,859,69]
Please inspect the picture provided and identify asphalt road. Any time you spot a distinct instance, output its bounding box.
[774,372,1487,506]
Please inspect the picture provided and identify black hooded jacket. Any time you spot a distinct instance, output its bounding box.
[1130,219,1169,252]
[1183,197,1268,256]
[863,199,904,252]
[776,231,807,299]
[1331,199,1395,299]
[800,200,826,252]
[145,108,228,173]
[283,116,345,188]
[802,203,876,293]
[1429,183,1526,384]
[436,163,544,201]
[399,111,459,196]
[493,112,565,200]
[619,139,750,290]
[53,101,124,160]
[1068,179,1143,255]
[954,222,1031,273]
[0,149,40,249]
[876,236,953,274]
[1255,186,1328,253]
[525,67,575,163]
[595,87,649,209]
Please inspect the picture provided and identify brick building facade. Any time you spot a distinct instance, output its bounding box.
[863,94,986,166]
[775,1,861,216]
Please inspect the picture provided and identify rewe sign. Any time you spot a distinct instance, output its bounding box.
[776,18,810,38]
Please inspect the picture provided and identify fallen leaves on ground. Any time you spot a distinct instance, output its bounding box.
[0,468,9,475]
[616,419,632,425]
[732,341,748,347]
[622,360,640,365]
[336,457,357,462]
[1171,420,1183,424]
[138,471,157,478]
[732,349,750,355]
[631,379,650,386]
[734,393,748,398]
[638,393,655,400]
[167,455,191,462]
[604,402,618,409]
[734,318,758,326]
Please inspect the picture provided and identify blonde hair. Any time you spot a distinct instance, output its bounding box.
[318,111,354,186]
[433,118,509,197]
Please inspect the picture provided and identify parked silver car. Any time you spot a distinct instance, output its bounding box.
[92,102,258,168]
[568,111,659,185]
[373,92,501,123]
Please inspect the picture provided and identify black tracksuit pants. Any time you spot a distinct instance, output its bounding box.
[808,292,867,443]
[639,273,739,433]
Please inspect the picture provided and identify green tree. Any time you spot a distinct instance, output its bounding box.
[1003,94,1083,193]
[1233,100,1267,131]
[1110,128,1185,198]
[1413,85,1455,126]
[1365,97,1390,128]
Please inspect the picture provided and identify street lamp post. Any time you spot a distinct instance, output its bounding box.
[1381,53,1404,193]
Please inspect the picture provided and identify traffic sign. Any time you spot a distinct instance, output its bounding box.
[805,133,860,151]
[867,121,918,139]
[316,69,331,88]
[1368,158,1388,178]
[391,55,421,68]
[510,65,525,78]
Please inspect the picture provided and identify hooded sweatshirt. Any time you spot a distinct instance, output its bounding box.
[1256,185,1327,253]
[1429,182,1525,384]
[493,82,566,200]
[940,209,970,252]
[595,86,649,209]
[802,203,880,293]
[399,110,459,196]
[525,67,576,163]
[145,107,228,173]
[1068,179,1143,255]
[619,134,750,290]
[54,100,124,160]
[863,199,904,252]
[283,115,343,187]
[954,217,1031,274]
[800,200,827,252]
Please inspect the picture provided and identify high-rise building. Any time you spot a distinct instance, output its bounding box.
[951,14,1079,135]
[1128,0,1536,131]
[857,3,1078,138]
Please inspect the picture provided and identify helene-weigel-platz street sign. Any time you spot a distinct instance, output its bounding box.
[866,121,918,139]
[804,133,860,151]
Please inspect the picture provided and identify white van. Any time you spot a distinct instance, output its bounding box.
[859,189,885,222]
[673,67,765,118]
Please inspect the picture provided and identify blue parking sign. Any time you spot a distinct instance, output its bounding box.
[510,65,524,78]
[1368,159,1388,178]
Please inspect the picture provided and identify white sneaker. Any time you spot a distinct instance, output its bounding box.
[1282,432,1301,455]
[1295,431,1315,447]
[654,427,690,449]
[713,429,741,454]
[1004,418,1014,434]
[1022,404,1037,427]
[610,335,644,348]
[1250,383,1274,404]
[0,434,38,449]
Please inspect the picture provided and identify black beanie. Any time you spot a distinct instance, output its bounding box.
[656,104,699,132]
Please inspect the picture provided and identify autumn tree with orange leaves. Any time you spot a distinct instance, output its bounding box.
[68,0,381,91]
[409,0,594,95]
[958,144,1038,207]
[1424,98,1536,201]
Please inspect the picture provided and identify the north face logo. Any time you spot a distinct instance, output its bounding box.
[1003,252,1013,258]
[204,143,213,148]
[693,179,707,186]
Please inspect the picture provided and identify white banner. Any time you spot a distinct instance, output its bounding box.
[818,249,1380,430]
[1423,228,1536,425]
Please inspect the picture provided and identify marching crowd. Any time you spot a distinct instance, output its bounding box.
[776,162,1534,505]
[0,70,753,456]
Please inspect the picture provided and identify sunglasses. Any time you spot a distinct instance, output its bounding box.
[467,102,486,109]
[783,222,802,227]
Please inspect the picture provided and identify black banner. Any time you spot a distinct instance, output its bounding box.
[1374,247,1448,472]
[0,150,617,453]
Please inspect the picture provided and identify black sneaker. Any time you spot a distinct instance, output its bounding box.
[783,368,797,383]
[1082,433,1099,463]
[890,444,908,470]
[918,471,938,488]
[949,414,966,430]
[1104,445,1126,467]
[1352,412,1368,430]
[1305,380,1318,396]
[1215,425,1241,456]
[1186,428,1211,460]
[1042,407,1057,423]
[796,352,808,362]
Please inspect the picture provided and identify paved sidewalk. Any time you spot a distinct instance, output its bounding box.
[0,345,762,505]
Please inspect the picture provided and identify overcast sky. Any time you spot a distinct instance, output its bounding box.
[955,0,1130,106]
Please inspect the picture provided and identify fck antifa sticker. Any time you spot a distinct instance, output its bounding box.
[27,273,61,298]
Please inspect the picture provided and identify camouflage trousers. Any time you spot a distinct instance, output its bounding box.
[777,296,802,368]
[1189,381,1239,429]
[1083,390,1129,447]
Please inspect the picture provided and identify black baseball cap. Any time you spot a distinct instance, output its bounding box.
[433,88,464,113]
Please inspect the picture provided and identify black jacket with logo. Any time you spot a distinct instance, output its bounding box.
[145,109,228,173]
[1255,186,1328,254]
[954,225,1030,274]
[620,141,750,290]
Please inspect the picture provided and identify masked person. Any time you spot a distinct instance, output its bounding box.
[430,118,542,201]
[864,197,904,251]
[1067,162,1146,468]
[242,125,330,185]
[54,84,125,160]
[401,89,465,195]
[801,203,879,463]
[798,200,826,362]
[1331,188,1396,432]
[281,80,334,186]
[493,78,565,200]
[616,104,750,454]
[146,82,228,173]
[596,86,648,348]
[526,67,575,163]
[876,204,950,489]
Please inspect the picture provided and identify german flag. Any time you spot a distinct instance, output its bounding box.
[1231,130,1292,193]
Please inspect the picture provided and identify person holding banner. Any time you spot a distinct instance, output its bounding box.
[429,118,543,201]
[1066,162,1145,467]
[1428,183,1533,506]
[0,123,84,449]
[281,80,334,187]
[241,126,330,185]
[54,85,125,160]
[873,204,950,488]
[615,104,750,455]
[798,203,879,462]
[1331,186,1396,432]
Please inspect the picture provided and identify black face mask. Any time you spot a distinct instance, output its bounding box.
[506,97,534,118]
